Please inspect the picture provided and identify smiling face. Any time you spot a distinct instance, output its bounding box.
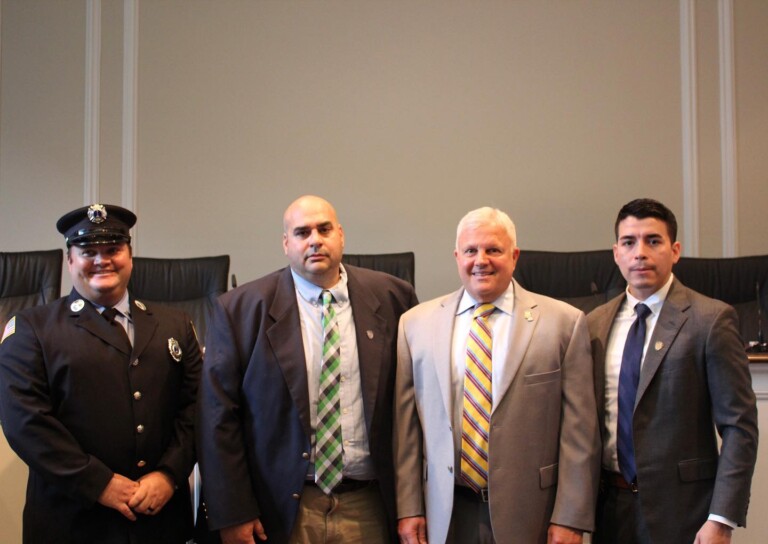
[455,221,519,303]
[68,243,133,307]
[613,215,681,300]
[282,196,345,289]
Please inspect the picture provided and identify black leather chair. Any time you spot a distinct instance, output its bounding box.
[128,255,230,345]
[0,249,63,330]
[513,249,626,313]
[342,251,416,287]
[674,255,768,346]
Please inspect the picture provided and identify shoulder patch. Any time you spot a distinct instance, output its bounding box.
[1,316,16,344]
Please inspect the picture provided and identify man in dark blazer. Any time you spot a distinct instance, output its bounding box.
[588,198,758,544]
[197,195,418,544]
[0,204,202,544]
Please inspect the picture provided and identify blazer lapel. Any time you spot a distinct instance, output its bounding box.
[433,290,463,421]
[494,281,536,413]
[69,289,132,355]
[266,268,312,437]
[346,268,387,434]
[130,297,159,361]
[636,280,690,405]
[592,294,624,426]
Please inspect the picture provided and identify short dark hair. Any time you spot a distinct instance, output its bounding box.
[614,198,678,242]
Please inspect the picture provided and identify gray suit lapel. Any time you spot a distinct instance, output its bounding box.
[266,268,312,437]
[636,281,690,406]
[494,281,537,414]
[592,295,624,426]
[434,291,462,421]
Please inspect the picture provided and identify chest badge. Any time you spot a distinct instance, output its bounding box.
[168,338,182,362]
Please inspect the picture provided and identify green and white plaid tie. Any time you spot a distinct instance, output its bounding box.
[315,290,343,494]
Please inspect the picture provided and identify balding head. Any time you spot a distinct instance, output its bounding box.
[282,195,345,289]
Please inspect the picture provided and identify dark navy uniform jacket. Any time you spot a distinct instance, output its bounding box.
[0,289,202,544]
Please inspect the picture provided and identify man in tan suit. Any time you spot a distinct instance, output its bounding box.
[394,207,600,544]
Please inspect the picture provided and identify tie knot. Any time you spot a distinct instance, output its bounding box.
[102,307,122,324]
[473,303,495,320]
[635,303,651,320]
[321,290,333,307]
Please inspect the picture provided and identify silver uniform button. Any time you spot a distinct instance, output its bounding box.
[302,452,310,460]
[131,359,139,367]
[133,391,142,400]
[136,424,144,433]
[137,460,146,467]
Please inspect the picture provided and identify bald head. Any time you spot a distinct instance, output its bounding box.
[282,195,345,289]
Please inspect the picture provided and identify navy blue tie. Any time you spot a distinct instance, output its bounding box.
[617,303,651,484]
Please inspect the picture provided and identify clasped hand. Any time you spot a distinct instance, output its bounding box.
[97,471,175,521]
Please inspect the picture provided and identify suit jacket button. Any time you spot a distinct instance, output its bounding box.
[292,493,300,500]
[137,460,146,467]
[448,466,453,473]
[133,391,142,400]
[302,452,309,459]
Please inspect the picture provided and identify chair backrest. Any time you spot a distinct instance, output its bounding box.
[0,249,63,330]
[342,252,415,287]
[513,249,626,313]
[128,255,230,344]
[674,255,768,344]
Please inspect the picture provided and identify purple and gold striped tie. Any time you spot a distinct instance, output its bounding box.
[461,303,495,492]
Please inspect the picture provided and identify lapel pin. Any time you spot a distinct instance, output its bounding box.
[70,299,85,312]
[524,310,533,322]
[135,300,147,311]
[168,338,182,362]
[655,341,664,351]
[366,330,374,340]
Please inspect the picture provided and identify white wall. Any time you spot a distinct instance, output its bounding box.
[1,1,767,542]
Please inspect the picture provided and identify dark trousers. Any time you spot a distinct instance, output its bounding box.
[447,486,496,544]
[594,485,652,544]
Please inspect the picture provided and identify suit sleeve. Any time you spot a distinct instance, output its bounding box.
[0,314,113,502]
[550,311,601,532]
[393,312,426,519]
[706,305,758,526]
[156,314,203,487]
[196,298,262,530]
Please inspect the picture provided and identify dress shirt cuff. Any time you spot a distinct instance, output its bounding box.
[708,514,737,529]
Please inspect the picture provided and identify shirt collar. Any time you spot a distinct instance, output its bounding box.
[624,273,674,317]
[457,281,515,316]
[291,264,350,304]
[94,290,131,318]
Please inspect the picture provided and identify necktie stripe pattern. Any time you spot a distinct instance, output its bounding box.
[315,290,343,494]
[461,303,495,492]
[617,302,651,484]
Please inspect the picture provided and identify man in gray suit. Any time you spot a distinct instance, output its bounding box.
[394,207,600,544]
[588,198,758,544]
